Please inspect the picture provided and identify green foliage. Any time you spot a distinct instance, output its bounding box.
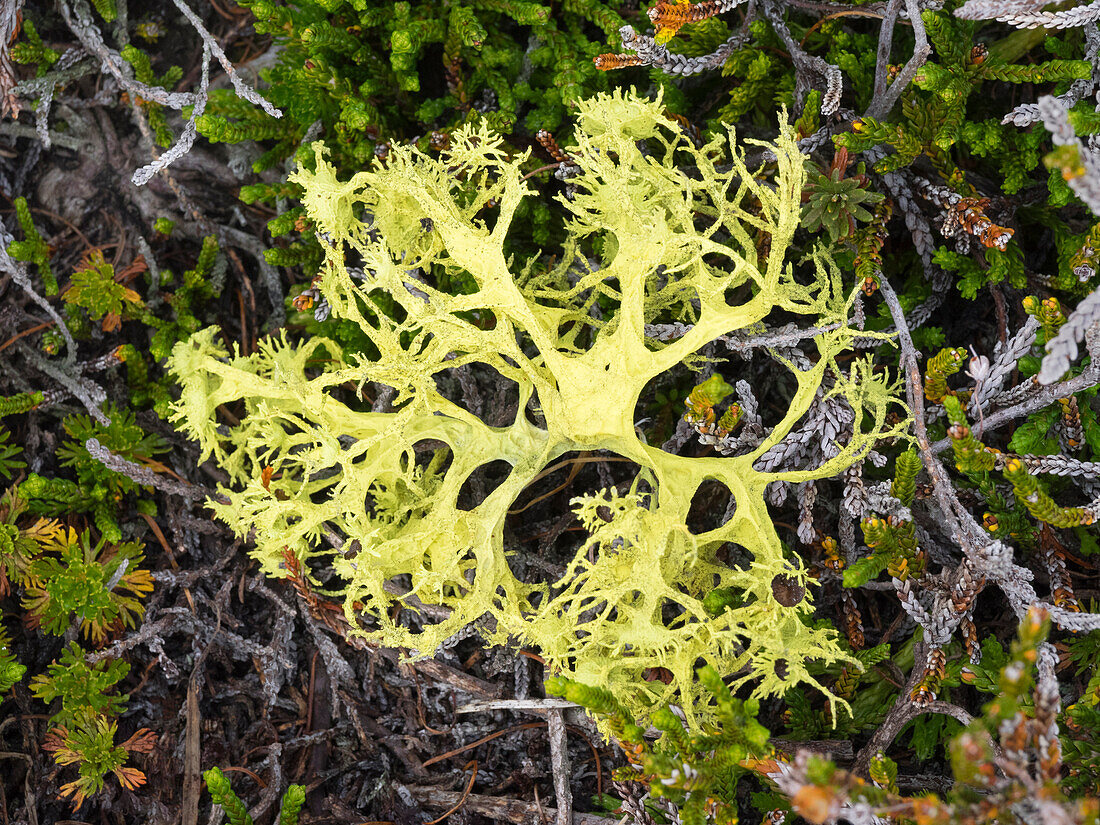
[63,250,145,328]
[548,664,771,824]
[934,241,1027,299]
[193,0,643,290]
[204,766,254,825]
[0,391,43,419]
[113,345,170,417]
[545,675,646,743]
[7,196,56,295]
[1008,405,1060,455]
[42,711,154,808]
[21,403,168,543]
[204,765,305,825]
[923,346,968,404]
[120,46,182,147]
[0,426,27,481]
[22,529,153,645]
[843,449,924,589]
[0,489,146,810]
[29,641,130,725]
[1004,457,1094,528]
[868,751,898,793]
[801,161,884,244]
[170,90,909,733]
[89,0,117,23]
[200,0,625,170]
[838,13,1088,168]
[278,784,307,825]
[1024,294,1069,343]
[0,626,25,693]
[890,448,920,507]
[945,395,997,473]
[907,711,961,762]
[845,448,925,589]
[778,608,1095,824]
[715,21,792,126]
[780,641,898,739]
[10,18,60,75]
[0,487,63,594]
[145,235,222,364]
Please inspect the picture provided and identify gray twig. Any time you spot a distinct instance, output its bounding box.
[85,437,215,501]
[547,709,572,825]
[864,0,931,120]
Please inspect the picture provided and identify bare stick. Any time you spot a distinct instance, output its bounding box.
[548,709,573,825]
[864,0,931,120]
[84,437,215,501]
[0,246,77,369]
[928,367,1100,455]
[872,0,905,102]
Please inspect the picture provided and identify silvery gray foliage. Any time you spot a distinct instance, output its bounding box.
[132,43,210,187]
[12,50,99,149]
[839,505,858,560]
[863,481,912,521]
[1000,24,1100,127]
[735,379,760,427]
[986,373,1041,408]
[645,322,692,343]
[767,479,791,507]
[58,0,281,186]
[850,162,948,348]
[648,321,845,353]
[878,165,936,263]
[1038,288,1100,384]
[867,449,888,468]
[956,0,1100,28]
[754,385,854,472]
[963,536,1100,635]
[662,417,698,453]
[797,481,818,544]
[851,288,868,331]
[752,380,858,515]
[616,23,750,77]
[842,460,869,517]
[970,316,1040,413]
[896,576,938,638]
[1049,603,1100,631]
[612,780,661,825]
[761,0,844,115]
[0,243,78,368]
[717,322,842,357]
[999,452,1100,480]
[823,64,844,115]
[1038,94,1100,217]
[840,456,894,517]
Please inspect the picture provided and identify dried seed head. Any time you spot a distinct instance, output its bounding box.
[772,574,806,607]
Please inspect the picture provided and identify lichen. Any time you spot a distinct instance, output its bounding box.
[169,88,909,733]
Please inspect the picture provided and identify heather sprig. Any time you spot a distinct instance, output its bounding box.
[22,529,153,645]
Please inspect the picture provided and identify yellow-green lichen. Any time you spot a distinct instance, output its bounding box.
[169,89,909,734]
